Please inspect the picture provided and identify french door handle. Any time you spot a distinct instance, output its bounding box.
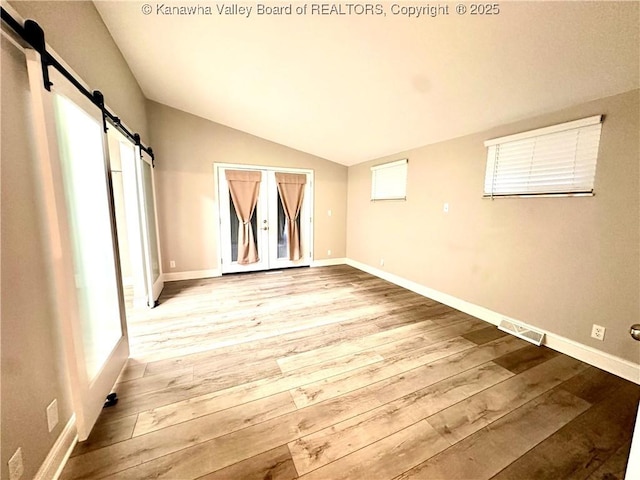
[631,324,640,341]
[262,226,269,231]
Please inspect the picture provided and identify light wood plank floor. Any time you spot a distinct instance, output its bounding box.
[60,265,639,479]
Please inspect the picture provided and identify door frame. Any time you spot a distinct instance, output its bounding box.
[137,147,164,305]
[107,127,147,308]
[106,129,164,309]
[214,163,314,274]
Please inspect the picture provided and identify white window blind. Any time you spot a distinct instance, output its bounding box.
[483,115,602,197]
[371,159,407,200]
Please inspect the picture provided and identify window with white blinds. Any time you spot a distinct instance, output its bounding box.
[483,115,602,197]
[371,159,408,200]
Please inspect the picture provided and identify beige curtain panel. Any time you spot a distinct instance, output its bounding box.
[275,172,307,261]
[225,170,262,264]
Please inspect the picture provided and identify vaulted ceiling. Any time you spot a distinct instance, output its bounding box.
[95,1,639,166]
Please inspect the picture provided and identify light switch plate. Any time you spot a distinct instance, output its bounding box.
[47,399,59,432]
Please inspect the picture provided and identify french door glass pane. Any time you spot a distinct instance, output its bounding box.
[142,161,160,282]
[229,193,239,262]
[276,190,302,260]
[229,190,258,263]
[54,94,122,381]
[277,191,287,259]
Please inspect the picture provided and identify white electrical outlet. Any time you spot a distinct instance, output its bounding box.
[169,260,176,269]
[47,399,59,432]
[443,202,449,213]
[8,448,24,480]
[327,209,332,217]
[327,249,332,256]
[380,258,385,267]
[591,324,606,341]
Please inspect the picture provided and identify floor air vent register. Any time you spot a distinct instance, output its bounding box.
[498,318,545,346]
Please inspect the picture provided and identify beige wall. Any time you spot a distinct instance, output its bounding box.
[1,35,75,480]
[2,2,149,477]
[146,101,348,274]
[347,89,640,363]
[11,0,149,139]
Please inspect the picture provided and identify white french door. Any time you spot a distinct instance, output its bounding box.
[26,52,129,440]
[217,166,313,274]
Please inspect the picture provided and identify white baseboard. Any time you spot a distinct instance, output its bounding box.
[163,269,222,282]
[346,258,640,385]
[345,259,499,322]
[162,261,348,281]
[34,414,77,480]
[311,257,347,267]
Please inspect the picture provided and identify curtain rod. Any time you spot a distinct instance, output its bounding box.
[0,7,155,162]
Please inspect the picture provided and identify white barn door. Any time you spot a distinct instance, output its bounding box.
[26,51,129,440]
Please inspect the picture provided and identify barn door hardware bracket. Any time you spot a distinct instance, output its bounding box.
[23,19,52,91]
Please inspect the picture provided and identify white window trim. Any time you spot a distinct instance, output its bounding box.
[484,115,602,147]
[371,159,408,201]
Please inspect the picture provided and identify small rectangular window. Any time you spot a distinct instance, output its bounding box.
[483,115,602,197]
[371,159,407,201]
